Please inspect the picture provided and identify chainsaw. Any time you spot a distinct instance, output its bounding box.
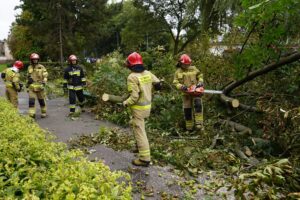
[185,85,223,96]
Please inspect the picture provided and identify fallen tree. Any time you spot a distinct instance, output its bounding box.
[221,51,300,111]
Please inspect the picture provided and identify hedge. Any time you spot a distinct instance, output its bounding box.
[0,98,132,199]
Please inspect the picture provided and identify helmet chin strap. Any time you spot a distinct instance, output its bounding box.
[11,66,19,73]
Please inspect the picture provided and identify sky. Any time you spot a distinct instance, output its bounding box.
[0,0,21,40]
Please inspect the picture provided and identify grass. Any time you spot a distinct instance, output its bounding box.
[0,63,8,72]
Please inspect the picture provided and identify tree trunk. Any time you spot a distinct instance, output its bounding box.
[173,37,180,55]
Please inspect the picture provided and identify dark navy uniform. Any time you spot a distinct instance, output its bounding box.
[63,65,86,114]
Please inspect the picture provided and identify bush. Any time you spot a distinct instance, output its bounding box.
[88,51,130,125]
[232,159,300,199]
[0,98,131,199]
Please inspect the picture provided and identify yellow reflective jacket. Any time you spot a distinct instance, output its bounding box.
[124,70,160,111]
[28,64,48,83]
[173,65,203,90]
[2,68,21,90]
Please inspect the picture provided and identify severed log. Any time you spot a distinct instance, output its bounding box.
[239,103,261,112]
[102,93,127,103]
[234,148,260,166]
[243,146,253,157]
[220,94,239,108]
[234,148,249,161]
[219,119,252,135]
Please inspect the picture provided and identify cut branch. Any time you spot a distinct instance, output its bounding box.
[220,94,239,108]
[102,93,127,103]
[219,119,252,135]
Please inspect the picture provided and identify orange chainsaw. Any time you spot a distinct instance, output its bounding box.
[185,85,223,96]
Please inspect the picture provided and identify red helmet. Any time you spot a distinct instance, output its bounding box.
[126,52,143,67]
[179,54,192,65]
[30,53,40,60]
[14,60,24,69]
[68,54,77,61]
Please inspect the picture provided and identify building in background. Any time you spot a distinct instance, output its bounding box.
[0,40,13,63]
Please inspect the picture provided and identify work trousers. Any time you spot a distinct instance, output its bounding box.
[5,87,18,108]
[182,95,203,130]
[130,109,151,162]
[28,89,46,117]
[69,89,84,113]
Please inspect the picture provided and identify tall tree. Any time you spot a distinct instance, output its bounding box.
[10,0,108,60]
[134,0,239,55]
[8,11,42,60]
[112,1,170,52]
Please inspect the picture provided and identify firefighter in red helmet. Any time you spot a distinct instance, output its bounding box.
[173,54,204,131]
[123,52,162,167]
[27,53,48,118]
[62,54,86,116]
[1,60,24,108]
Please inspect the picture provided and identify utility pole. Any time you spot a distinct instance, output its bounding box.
[146,32,149,50]
[116,32,119,49]
[58,1,64,68]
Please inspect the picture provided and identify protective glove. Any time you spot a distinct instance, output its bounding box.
[154,82,163,91]
[196,82,204,88]
[181,85,188,91]
[18,83,23,92]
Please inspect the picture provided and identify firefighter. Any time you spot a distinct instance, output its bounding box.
[123,52,162,167]
[27,53,48,118]
[63,54,86,116]
[173,54,204,131]
[1,60,24,108]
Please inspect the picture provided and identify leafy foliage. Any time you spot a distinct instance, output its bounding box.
[112,1,170,53]
[233,0,300,77]
[88,51,130,125]
[134,0,240,54]
[233,159,300,199]
[10,0,110,60]
[0,98,131,199]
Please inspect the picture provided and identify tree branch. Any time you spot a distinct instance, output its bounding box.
[223,51,300,95]
[239,22,258,54]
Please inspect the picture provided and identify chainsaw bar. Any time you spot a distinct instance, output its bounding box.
[204,89,223,94]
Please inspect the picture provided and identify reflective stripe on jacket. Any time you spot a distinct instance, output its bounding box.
[173,66,203,90]
[63,65,86,88]
[2,68,20,90]
[28,64,48,83]
[124,70,160,111]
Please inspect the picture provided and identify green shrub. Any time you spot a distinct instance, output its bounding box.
[232,159,300,199]
[89,51,130,125]
[0,98,131,199]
